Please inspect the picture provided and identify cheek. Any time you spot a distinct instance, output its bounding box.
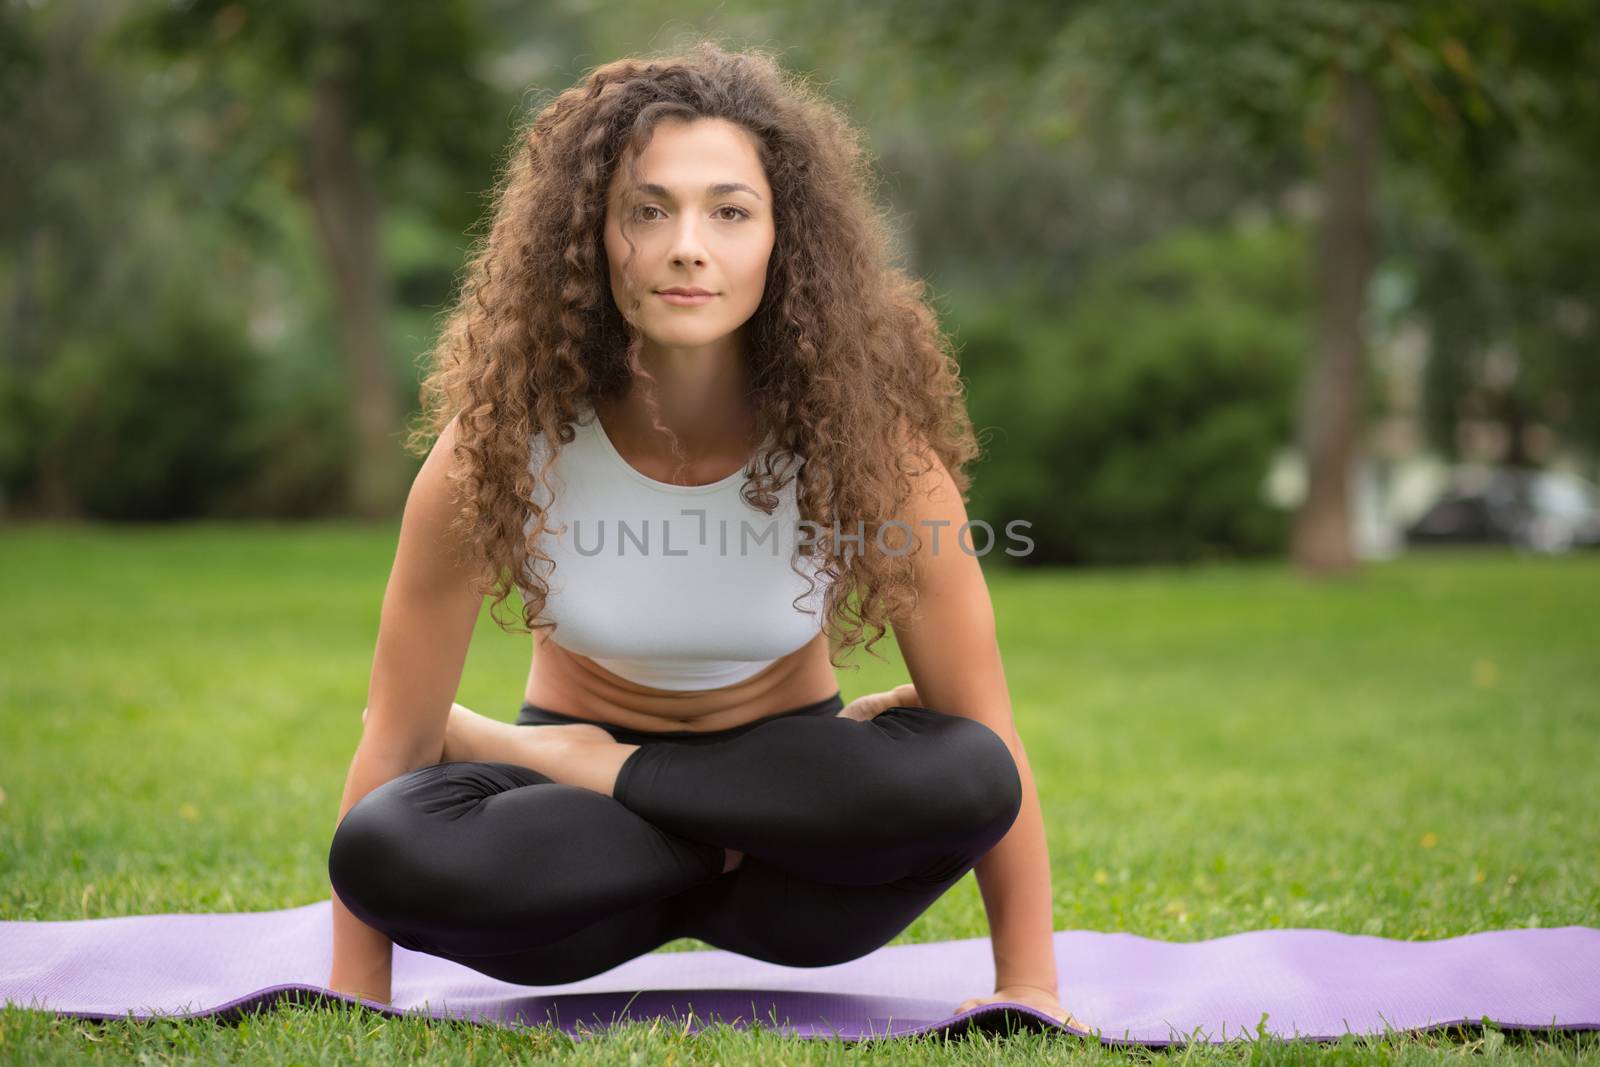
[604,221,648,273]
[732,231,775,286]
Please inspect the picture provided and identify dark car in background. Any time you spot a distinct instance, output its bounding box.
[1404,467,1600,553]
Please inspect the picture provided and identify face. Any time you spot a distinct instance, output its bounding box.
[603,117,776,348]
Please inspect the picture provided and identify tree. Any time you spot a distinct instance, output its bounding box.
[1065,0,1597,575]
[842,0,1597,574]
[117,0,501,518]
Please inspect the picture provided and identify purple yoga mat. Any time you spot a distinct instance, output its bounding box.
[2,901,1596,1046]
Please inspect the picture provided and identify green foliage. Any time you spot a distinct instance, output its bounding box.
[1400,129,1600,462]
[0,362,37,506]
[7,0,1596,528]
[960,221,1308,565]
[114,0,505,237]
[212,368,352,521]
[5,288,353,521]
[1071,0,1600,268]
[28,286,260,521]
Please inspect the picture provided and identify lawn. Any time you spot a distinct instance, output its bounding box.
[1,523,1596,1064]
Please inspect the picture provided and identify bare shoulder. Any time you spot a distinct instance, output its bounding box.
[396,413,486,596]
[408,413,465,523]
[894,425,964,515]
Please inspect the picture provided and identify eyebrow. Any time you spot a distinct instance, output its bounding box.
[633,181,763,201]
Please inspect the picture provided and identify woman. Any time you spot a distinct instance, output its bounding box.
[326,41,1083,1031]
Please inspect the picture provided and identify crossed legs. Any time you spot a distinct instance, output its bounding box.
[328,705,1022,984]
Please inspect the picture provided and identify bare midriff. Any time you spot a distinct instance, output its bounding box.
[521,628,840,733]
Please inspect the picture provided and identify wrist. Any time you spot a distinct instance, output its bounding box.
[996,979,1059,997]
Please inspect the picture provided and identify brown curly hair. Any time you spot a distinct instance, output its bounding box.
[405,38,981,670]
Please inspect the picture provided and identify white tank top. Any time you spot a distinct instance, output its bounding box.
[521,403,830,691]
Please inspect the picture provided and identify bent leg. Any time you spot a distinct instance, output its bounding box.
[672,836,993,969]
[611,706,1023,887]
[327,759,725,983]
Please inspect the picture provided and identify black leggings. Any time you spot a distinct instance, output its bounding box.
[327,693,1022,985]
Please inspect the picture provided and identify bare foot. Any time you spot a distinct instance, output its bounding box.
[837,683,921,722]
[442,705,622,783]
[436,703,494,763]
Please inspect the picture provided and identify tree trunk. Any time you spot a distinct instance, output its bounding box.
[1292,68,1381,576]
[304,65,408,519]
[1499,386,1532,467]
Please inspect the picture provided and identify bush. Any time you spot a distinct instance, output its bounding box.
[956,220,1308,565]
[0,361,41,511]
[207,369,351,519]
[33,292,260,521]
[11,289,352,521]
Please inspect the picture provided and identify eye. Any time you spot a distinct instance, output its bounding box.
[633,204,751,222]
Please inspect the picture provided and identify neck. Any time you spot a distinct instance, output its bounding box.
[609,335,756,452]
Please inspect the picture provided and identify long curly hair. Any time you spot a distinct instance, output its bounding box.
[406,38,980,670]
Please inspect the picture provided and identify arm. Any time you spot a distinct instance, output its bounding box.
[327,413,487,1005]
[887,443,1060,998]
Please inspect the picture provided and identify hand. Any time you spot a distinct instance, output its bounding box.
[326,976,390,1007]
[837,683,920,722]
[956,984,1091,1033]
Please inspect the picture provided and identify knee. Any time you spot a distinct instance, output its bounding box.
[327,772,433,917]
[951,715,1024,840]
[328,792,393,898]
[896,710,1022,842]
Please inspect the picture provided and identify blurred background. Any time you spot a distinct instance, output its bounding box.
[2,0,1596,575]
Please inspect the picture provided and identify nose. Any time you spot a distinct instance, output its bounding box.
[667,217,709,269]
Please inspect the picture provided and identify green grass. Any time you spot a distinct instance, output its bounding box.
[1,522,1597,1064]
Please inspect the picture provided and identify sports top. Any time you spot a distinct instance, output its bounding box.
[520,403,830,691]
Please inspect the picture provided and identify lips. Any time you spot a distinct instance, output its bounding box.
[655,289,717,307]
[656,288,715,296]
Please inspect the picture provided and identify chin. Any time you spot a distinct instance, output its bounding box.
[645,323,729,345]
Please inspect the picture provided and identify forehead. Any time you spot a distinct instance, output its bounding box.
[610,119,769,195]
